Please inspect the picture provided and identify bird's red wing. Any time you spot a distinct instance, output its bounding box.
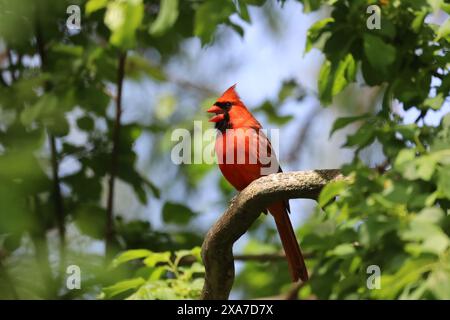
[216,128,281,191]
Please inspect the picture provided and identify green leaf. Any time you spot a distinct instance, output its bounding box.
[101,278,145,299]
[432,113,450,151]
[150,0,179,36]
[343,123,375,149]
[238,1,251,23]
[411,9,428,33]
[394,149,415,169]
[330,114,370,137]
[190,246,202,261]
[143,251,171,267]
[19,93,71,136]
[112,249,152,267]
[162,202,196,225]
[363,34,396,74]
[442,2,450,15]
[194,0,236,45]
[74,204,106,239]
[305,17,333,53]
[424,93,444,110]
[427,269,450,299]
[319,180,347,207]
[374,258,434,299]
[143,178,161,199]
[421,232,449,255]
[327,243,355,257]
[318,54,356,105]
[414,207,444,224]
[125,54,166,81]
[278,80,300,102]
[397,153,442,181]
[254,101,293,125]
[435,18,450,41]
[76,115,95,131]
[301,0,323,13]
[437,165,450,199]
[86,0,108,14]
[105,0,144,49]
[20,94,57,126]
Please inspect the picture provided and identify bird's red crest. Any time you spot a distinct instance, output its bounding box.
[217,84,240,102]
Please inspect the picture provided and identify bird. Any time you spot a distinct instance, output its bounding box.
[207,84,308,282]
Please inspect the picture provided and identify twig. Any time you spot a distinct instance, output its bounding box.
[414,110,427,124]
[105,51,127,259]
[285,279,307,300]
[286,104,321,163]
[6,48,16,82]
[49,134,66,262]
[0,72,7,86]
[171,77,218,96]
[201,169,345,300]
[375,158,390,174]
[35,21,66,284]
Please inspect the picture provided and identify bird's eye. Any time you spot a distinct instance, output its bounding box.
[214,101,232,109]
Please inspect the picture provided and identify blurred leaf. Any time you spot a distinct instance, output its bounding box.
[74,204,106,239]
[437,165,450,199]
[318,54,356,105]
[435,18,450,41]
[76,115,95,131]
[374,258,434,299]
[112,249,152,267]
[155,94,176,120]
[254,101,293,125]
[102,278,145,299]
[125,55,166,81]
[319,180,347,207]
[143,252,171,267]
[327,243,355,257]
[305,17,333,53]
[20,94,69,136]
[162,202,196,225]
[343,122,375,149]
[105,0,144,49]
[424,93,444,110]
[330,114,370,137]
[363,34,396,75]
[194,0,235,45]
[427,269,450,299]
[150,0,179,36]
[86,0,108,14]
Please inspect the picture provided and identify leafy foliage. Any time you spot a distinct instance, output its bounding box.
[101,247,204,299]
[295,0,450,299]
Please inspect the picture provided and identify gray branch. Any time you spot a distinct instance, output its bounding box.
[201,169,344,300]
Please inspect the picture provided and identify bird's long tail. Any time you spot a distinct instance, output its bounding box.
[269,203,309,282]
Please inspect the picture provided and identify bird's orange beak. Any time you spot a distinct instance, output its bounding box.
[207,105,225,122]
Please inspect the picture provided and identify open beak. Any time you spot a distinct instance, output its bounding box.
[207,105,225,122]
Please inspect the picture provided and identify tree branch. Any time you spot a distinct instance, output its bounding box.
[200,169,345,300]
[105,51,127,259]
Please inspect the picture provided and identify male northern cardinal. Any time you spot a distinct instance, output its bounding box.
[207,84,308,282]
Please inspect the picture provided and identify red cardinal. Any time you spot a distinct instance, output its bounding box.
[207,84,308,282]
